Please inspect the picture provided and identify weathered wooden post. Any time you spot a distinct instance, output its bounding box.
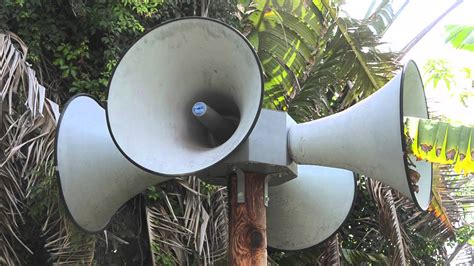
[229,172,267,265]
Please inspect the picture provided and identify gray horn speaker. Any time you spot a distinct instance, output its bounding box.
[288,60,432,210]
[55,95,171,232]
[106,17,264,176]
[267,165,356,250]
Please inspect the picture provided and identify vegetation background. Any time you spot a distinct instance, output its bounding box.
[0,0,472,265]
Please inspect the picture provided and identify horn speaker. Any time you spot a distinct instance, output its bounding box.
[55,95,171,232]
[267,165,356,250]
[288,60,432,210]
[106,17,264,176]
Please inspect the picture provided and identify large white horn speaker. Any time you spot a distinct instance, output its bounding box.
[267,165,356,250]
[106,17,263,176]
[288,60,432,210]
[55,95,171,232]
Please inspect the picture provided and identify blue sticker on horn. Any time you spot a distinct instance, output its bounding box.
[192,102,207,116]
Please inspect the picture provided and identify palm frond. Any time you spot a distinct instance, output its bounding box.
[341,248,388,264]
[147,177,228,265]
[0,31,49,264]
[45,216,96,265]
[288,2,399,122]
[434,165,474,224]
[244,0,324,110]
[316,233,341,265]
[311,2,399,107]
[240,0,399,121]
[322,1,385,90]
[368,179,412,265]
[1,31,95,265]
[361,0,409,36]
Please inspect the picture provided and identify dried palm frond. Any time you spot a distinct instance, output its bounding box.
[1,31,95,264]
[398,195,454,245]
[1,30,51,264]
[147,177,228,265]
[368,179,413,265]
[316,233,341,265]
[434,165,474,225]
[44,215,96,264]
[206,184,228,261]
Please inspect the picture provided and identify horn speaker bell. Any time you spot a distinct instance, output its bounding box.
[288,61,432,210]
[55,95,171,232]
[106,17,264,177]
[267,165,356,250]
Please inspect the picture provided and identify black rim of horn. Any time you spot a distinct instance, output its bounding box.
[399,60,433,211]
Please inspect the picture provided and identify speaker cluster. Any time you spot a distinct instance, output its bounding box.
[55,18,432,250]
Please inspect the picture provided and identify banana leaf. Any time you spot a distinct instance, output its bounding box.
[404,116,474,174]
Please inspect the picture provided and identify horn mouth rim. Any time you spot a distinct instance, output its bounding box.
[55,93,111,233]
[399,60,433,211]
[105,17,264,177]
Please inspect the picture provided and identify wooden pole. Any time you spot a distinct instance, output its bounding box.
[228,172,267,265]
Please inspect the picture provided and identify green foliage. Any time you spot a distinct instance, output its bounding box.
[403,222,447,264]
[27,162,57,222]
[146,185,163,201]
[423,58,474,107]
[239,0,398,120]
[446,24,474,52]
[449,225,474,246]
[240,0,319,110]
[342,248,388,264]
[341,177,387,254]
[151,243,175,265]
[0,0,191,101]
[123,0,163,17]
[269,244,326,265]
[424,59,456,90]
[0,0,240,102]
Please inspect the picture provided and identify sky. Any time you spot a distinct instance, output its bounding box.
[341,0,474,125]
